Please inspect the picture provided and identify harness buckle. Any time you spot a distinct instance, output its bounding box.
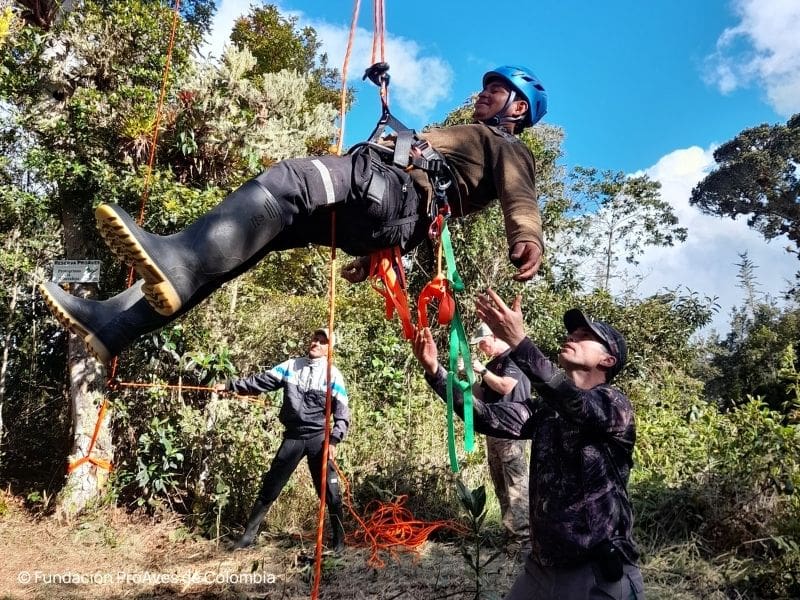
[363,62,391,88]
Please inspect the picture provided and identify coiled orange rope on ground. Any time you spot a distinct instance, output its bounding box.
[334,462,468,568]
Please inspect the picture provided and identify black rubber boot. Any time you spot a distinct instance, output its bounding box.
[38,281,171,362]
[232,500,271,550]
[329,506,346,555]
[95,180,285,316]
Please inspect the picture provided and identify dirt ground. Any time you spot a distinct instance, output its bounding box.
[0,493,519,600]
[0,491,744,600]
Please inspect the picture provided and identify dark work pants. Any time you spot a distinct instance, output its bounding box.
[63,150,425,361]
[505,554,645,600]
[255,435,342,514]
[257,150,425,259]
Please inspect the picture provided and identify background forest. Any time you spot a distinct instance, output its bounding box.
[1,1,799,599]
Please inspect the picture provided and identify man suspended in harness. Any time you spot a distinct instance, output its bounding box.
[39,65,548,363]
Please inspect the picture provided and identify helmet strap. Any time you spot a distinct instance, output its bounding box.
[480,89,525,130]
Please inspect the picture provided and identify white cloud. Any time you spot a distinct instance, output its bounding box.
[628,146,797,335]
[201,1,452,120]
[295,21,453,120]
[201,0,248,61]
[705,0,800,116]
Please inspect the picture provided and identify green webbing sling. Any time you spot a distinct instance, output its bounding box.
[441,223,475,472]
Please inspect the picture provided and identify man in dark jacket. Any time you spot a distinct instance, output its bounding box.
[412,291,644,599]
[215,328,349,552]
[39,66,547,363]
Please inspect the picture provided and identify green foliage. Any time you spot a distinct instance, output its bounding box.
[0,5,14,46]
[632,371,800,598]
[778,344,800,419]
[1,4,798,597]
[456,479,503,600]
[704,297,800,413]
[179,345,236,385]
[159,46,337,188]
[691,113,800,257]
[230,3,346,115]
[131,416,185,507]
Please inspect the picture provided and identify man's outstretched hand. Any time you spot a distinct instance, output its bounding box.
[475,289,527,349]
[510,241,542,281]
[412,326,440,376]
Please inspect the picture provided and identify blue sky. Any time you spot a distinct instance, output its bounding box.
[205,0,800,334]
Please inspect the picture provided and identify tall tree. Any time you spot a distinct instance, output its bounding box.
[1,0,201,514]
[0,0,337,514]
[735,252,762,321]
[703,257,800,412]
[691,114,800,256]
[230,4,344,116]
[562,167,687,292]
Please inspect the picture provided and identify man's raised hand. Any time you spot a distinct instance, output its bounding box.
[475,289,526,349]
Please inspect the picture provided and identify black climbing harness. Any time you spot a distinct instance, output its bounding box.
[353,62,455,221]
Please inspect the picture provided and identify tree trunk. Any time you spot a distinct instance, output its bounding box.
[0,277,18,455]
[54,196,114,518]
[55,283,113,519]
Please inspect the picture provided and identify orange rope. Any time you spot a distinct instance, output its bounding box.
[334,462,468,568]
[311,215,337,600]
[334,0,360,155]
[134,0,182,230]
[115,381,214,393]
[311,0,371,593]
[67,398,112,473]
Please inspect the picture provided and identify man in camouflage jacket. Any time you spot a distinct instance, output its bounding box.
[413,291,644,599]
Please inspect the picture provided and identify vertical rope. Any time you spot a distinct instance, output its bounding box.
[311,214,337,600]
[334,0,360,155]
[134,0,182,227]
[113,0,181,375]
[371,0,387,106]
[311,0,366,594]
[373,0,385,62]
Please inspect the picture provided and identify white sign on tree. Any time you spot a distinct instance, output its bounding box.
[51,260,102,283]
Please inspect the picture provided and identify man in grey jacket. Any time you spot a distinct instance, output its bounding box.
[215,328,349,552]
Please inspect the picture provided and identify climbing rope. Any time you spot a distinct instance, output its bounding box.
[310,0,374,594]
[311,209,338,600]
[334,0,360,155]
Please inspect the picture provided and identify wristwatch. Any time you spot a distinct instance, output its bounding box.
[479,367,488,376]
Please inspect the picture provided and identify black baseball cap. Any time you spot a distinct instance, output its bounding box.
[563,308,627,381]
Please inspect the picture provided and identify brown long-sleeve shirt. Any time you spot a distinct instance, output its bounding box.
[413,123,543,251]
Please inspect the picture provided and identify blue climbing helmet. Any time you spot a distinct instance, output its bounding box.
[481,65,547,129]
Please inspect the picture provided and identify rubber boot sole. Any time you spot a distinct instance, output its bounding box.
[38,284,112,362]
[95,204,182,317]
